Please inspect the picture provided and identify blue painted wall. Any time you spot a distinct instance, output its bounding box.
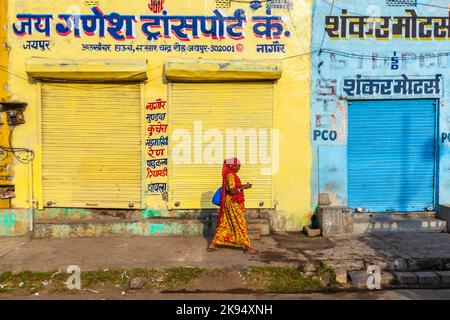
[311,0,450,210]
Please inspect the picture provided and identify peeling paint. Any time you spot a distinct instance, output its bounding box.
[0,210,29,236]
[141,209,162,218]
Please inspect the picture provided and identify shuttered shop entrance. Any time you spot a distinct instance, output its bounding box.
[41,83,142,209]
[348,99,437,212]
[169,82,274,209]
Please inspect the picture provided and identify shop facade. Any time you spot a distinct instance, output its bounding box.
[0,0,313,236]
[311,0,450,214]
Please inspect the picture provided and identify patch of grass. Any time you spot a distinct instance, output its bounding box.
[204,267,233,277]
[162,267,206,288]
[81,270,126,287]
[317,262,332,274]
[243,267,322,293]
[316,262,337,285]
[0,270,68,293]
[0,265,335,295]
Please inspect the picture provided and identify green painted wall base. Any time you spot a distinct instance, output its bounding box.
[33,219,215,239]
[0,208,271,238]
[0,210,30,236]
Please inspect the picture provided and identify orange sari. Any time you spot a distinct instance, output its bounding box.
[212,173,250,249]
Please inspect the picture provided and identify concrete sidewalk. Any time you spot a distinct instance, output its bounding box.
[0,235,301,272]
[1,232,450,274]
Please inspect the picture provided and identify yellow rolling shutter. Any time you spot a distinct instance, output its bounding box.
[169,82,274,209]
[41,83,142,209]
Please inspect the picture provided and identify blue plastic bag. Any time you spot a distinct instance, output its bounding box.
[212,187,222,206]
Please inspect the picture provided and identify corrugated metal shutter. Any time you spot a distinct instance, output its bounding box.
[169,82,274,209]
[41,83,142,209]
[348,99,437,212]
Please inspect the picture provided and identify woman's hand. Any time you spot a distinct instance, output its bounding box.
[244,183,252,190]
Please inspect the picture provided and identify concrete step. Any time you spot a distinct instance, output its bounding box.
[354,211,438,219]
[353,216,447,235]
[33,218,270,239]
[247,218,270,236]
[33,219,209,239]
[249,233,261,241]
[247,227,260,234]
[35,208,272,223]
[34,208,143,222]
[246,209,272,220]
[348,270,450,289]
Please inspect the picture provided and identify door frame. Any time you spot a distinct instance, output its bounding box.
[346,98,440,212]
[37,81,145,210]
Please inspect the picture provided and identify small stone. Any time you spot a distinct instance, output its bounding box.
[388,259,408,271]
[334,269,348,284]
[436,271,450,285]
[365,260,389,271]
[415,272,440,286]
[303,226,321,237]
[297,261,320,273]
[128,277,147,290]
[348,271,369,288]
[407,260,420,271]
[18,282,24,288]
[318,193,331,206]
[394,272,418,285]
[328,260,365,272]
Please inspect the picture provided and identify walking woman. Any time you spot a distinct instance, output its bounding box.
[208,158,258,254]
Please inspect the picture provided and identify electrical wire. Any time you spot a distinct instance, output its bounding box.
[320,0,450,16]
[416,2,450,10]
[318,0,335,56]
[0,1,448,83]
[1,124,35,164]
[311,62,341,100]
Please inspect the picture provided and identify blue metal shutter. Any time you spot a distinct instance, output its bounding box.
[348,99,437,212]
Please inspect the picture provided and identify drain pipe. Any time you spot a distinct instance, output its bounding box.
[28,157,34,234]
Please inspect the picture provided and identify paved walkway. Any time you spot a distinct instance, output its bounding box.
[1,232,450,273]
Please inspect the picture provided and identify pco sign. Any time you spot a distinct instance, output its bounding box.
[313,130,338,141]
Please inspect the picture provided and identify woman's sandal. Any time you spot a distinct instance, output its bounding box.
[207,246,219,252]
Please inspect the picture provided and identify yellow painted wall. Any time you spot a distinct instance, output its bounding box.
[0,0,14,208]
[6,0,312,231]
[0,0,7,102]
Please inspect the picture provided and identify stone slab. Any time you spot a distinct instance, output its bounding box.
[436,271,450,285]
[394,272,418,285]
[303,226,322,237]
[349,271,369,288]
[334,269,348,284]
[415,272,440,286]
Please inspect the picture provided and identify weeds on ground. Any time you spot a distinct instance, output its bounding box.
[243,267,322,293]
[0,265,334,295]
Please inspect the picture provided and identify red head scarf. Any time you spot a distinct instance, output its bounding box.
[217,158,245,225]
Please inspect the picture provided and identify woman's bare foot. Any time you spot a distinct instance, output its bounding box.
[243,247,258,255]
[207,244,219,252]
